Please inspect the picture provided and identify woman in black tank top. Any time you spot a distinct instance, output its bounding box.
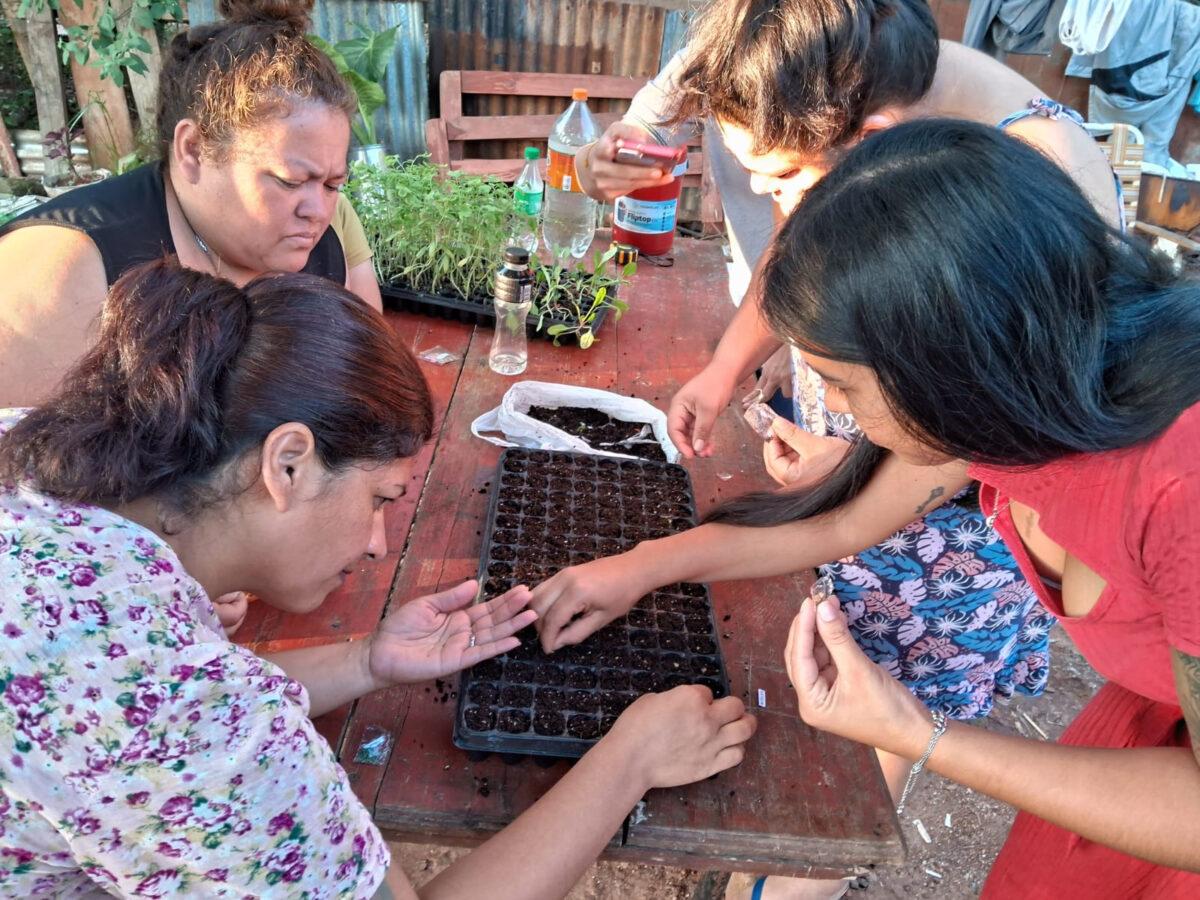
[0,0,380,408]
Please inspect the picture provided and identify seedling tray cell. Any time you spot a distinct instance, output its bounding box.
[454,448,730,759]
[379,283,611,344]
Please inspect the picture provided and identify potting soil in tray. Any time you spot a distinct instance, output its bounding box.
[379,283,611,345]
[454,448,730,759]
[525,406,668,462]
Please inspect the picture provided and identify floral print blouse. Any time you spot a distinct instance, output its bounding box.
[0,411,388,897]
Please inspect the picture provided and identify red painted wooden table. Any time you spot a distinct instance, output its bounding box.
[237,237,904,878]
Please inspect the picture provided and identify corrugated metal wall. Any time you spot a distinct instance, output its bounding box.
[186,1,693,162]
[426,1,692,118]
[188,0,428,159]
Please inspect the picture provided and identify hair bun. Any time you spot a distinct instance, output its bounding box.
[217,0,313,32]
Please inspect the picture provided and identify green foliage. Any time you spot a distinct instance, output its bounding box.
[346,157,633,348]
[17,0,183,87]
[532,245,632,348]
[348,154,514,299]
[308,24,398,147]
[0,16,38,130]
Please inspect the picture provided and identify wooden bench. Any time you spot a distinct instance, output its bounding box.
[425,70,722,230]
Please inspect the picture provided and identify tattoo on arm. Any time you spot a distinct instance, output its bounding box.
[914,486,945,515]
[1171,648,1200,767]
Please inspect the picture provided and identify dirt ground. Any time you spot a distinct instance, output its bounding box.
[391,625,1104,899]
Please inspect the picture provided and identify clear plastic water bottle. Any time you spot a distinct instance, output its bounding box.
[489,246,534,375]
[543,88,600,261]
[510,147,543,254]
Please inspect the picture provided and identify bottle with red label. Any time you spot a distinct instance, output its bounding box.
[612,153,688,257]
[542,88,600,261]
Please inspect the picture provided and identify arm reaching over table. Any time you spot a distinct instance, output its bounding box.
[531,453,967,652]
[395,685,755,900]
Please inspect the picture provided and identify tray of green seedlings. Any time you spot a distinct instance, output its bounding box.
[349,158,633,347]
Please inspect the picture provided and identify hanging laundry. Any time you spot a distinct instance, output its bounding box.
[1066,0,1200,167]
[963,0,1065,57]
[1058,0,1134,55]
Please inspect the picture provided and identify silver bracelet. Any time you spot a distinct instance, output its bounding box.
[896,709,948,815]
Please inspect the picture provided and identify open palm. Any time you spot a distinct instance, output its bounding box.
[368,580,536,684]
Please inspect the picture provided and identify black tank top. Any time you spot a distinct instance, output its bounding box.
[0,164,347,286]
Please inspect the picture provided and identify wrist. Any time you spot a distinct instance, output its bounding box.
[897,702,946,762]
[360,632,397,694]
[591,714,658,797]
[625,538,685,596]
[895,708,950,814]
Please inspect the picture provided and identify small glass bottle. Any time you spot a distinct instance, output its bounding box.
[489,246,534,375]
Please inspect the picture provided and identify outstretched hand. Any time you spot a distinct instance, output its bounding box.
[785,589,931,759]
[668,365,737,458]
[368,581,537,685]
[606,685,757,789]
[529,554,648,652]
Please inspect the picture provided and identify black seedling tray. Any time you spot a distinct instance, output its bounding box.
[454,448,729,759]
[380,283,611,344]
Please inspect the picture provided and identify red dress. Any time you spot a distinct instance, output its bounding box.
[969,404,1200,897]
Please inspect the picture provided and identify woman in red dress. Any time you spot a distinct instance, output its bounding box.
[749,118,1200,897]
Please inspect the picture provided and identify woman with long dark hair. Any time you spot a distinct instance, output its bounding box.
[0,259,755,897]
[763,120,1200,896]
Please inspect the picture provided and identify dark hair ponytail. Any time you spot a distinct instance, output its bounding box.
[710,119,1200,527]
[671,0,938,154]
[0,258,433,517]
[705,437,886,526]
[763,119,1200,465]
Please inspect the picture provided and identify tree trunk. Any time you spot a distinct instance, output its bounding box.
[54,0,137,171]
[113,0,164,134]
[0,0,68,179]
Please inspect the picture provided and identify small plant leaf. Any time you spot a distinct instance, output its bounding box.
[342,24,400,83]
[545,324,569,336]
[308,35,348,73]
[345,72,386,113]
[579,330,595,349]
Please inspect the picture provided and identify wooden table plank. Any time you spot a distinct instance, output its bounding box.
[327,237,902,874]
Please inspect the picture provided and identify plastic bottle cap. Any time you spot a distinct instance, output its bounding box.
[572,88,588,101]
[610,241,639,266]
[524,147,539,159]
[503,246,531,266]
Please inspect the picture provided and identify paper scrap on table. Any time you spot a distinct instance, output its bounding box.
[914,819,932,843]
[353,726,395,765]
[756,688,766,707]
[417,346,461,366]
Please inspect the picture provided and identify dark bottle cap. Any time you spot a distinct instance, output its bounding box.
[610,241,638,266]
[503,246,531,267]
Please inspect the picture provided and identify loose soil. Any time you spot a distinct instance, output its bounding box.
[392,625,1104,898]
[527,406,668,461]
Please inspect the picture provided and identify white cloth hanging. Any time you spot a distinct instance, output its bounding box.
[1059,0,1134,55]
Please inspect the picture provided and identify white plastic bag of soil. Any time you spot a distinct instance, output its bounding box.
[470,380,680,463]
